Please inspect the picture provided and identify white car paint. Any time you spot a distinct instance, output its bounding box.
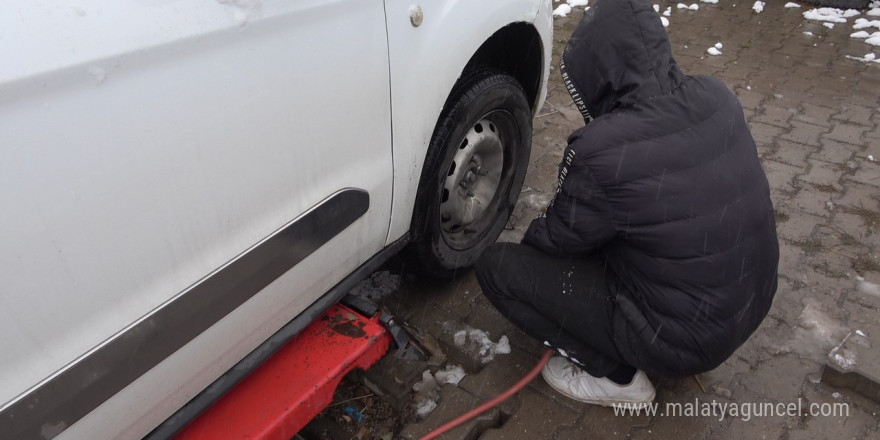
[0,0,551,438]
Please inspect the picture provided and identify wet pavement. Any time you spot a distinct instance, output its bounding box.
[309,2,880,439]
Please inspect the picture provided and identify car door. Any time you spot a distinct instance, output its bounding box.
[0,1,392,438]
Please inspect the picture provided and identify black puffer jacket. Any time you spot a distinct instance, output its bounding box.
[523,0,779,377]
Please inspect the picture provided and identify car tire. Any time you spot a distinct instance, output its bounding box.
[409,69,532,278]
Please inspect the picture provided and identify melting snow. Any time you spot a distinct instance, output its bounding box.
[701,0,719,3]
[854,18,880,29]
[414,399,437,418]
[411,364,468,418]
[829,348,857,371]
[434,364,467,386]
[824,22,836,29]
[804,8,859,23]
[845,54,880,63]
[785,2,801,7]
[553,4,572,17]
[453,327,511,363]
[707,47,722,55]
[678,3,699,11]
[856,276,880,297]
[753,1,765,13]
[661,16,670,27]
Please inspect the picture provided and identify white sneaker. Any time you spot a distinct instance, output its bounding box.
[541,356,655,406]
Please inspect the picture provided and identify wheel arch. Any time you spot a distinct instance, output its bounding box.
[460,22,545,114]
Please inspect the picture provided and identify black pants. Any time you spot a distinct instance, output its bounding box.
[474,242,631,378]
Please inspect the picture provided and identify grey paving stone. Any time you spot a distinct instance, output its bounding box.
[399,385,501,440]
[476,389,578,440]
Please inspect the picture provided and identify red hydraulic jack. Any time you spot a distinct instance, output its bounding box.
[175,297,425,440]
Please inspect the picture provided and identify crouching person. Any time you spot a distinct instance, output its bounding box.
[475,0,779,406]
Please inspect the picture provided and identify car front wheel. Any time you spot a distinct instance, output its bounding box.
[410,69,532,277]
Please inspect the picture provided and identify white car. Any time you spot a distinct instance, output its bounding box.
[0,1,551,438]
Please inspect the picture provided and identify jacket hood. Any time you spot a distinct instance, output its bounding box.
[561,0,684,121]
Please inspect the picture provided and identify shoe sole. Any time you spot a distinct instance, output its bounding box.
[541,369,656,407]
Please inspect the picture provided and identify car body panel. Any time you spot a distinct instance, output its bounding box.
[2,1,391,438]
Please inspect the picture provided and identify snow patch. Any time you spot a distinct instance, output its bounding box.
[661,16,670,27]
[453,327,511,363]
[753,1,765,13]
[824,22,835,29]
[664,7,673,16]
[414,399,437,418]
[568,0,590,7]
[707,47,722,55]
[856,276,880,297]
[434,364,467,386]
[785,2,801,8]
[411,364,468,418]
[845,53,880,63]
[553,4,572,17]
[678,3,699,10]
[854,18,880,29]
[701,0,719,3]
[804,8,858,23]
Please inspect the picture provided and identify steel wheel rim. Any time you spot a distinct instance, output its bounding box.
[439,112,515,250]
